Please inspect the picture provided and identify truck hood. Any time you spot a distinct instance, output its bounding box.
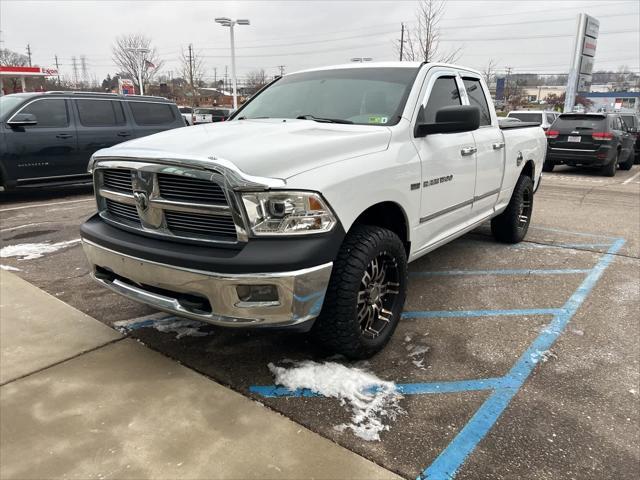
[97,119,392,180]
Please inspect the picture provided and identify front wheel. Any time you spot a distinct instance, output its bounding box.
[312,225,408,359]
[491,175,534,244]
[619,149,634,171]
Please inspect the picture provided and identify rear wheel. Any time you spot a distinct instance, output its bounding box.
[491,175,533,244]
[602,152,618,177]
[312,225,408,359]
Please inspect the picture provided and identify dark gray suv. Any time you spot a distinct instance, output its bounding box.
[0,92,184,191]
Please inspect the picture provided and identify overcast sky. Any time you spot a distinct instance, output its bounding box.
[1,0,638,83]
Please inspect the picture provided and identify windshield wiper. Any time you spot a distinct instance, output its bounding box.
[296,114,353,124]
[237,116,271,120]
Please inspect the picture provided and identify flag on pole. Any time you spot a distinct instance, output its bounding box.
[144,60,155,69]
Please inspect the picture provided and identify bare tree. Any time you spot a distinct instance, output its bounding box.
[244,69,267,95]
[180,44,205,105]
[483,59,498,86]
[0,48,31,92]
[0,48,29,66]
[396,0,461,63]
[112,34,163,94]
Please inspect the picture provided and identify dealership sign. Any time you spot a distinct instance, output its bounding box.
[564,13,599,113]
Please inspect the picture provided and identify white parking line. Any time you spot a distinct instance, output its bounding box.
[622,170,640,185]
[0,198,93,213]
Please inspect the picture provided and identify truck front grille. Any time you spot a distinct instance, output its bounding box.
[157,173,227,204]
[102,169,133,193]
[105,199,140,224]
[165,211,237,239]
[96,165,241,245]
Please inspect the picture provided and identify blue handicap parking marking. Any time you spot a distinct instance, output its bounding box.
[251,230,625,479]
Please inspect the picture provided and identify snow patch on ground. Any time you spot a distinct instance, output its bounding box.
[0,265,20,271]
[0,239,81,260]
[530,349,557,364]
[268,360,403,441]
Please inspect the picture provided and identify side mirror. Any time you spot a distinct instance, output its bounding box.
[414,105,480,138]
[7,113,38,127]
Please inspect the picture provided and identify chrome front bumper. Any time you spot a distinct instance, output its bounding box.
[82,240,332,327]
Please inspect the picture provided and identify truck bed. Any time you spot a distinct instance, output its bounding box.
[498,121,542,130]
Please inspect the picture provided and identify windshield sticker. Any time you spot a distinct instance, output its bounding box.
[368,116,388,124]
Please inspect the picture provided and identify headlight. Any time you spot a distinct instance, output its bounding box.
[240,191,336,236]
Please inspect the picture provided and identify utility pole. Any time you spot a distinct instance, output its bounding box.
[54,54,60,87]
[277,65,286,76]
[71,56,79,88]
[213,67,217,86]
[126,47,149,96]
[187,44,196,106]
[224,65,228,93]
[80,55,88,87]
[505,66,513,103]
[399,23,405,61]
[26,44,32,66]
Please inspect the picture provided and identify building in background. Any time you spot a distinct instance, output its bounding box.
[578,91,640,113]
[0,66,58,95]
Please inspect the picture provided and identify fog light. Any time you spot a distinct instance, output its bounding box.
[236,285,279,304]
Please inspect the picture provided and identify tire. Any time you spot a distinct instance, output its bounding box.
[542,158,555,173]
[491,175,534,244]
[619,151,633,171]
[602,152,618,177]
[312,225,408,359]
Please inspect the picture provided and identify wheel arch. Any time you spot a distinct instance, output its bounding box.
[521,159,535,180]
[350,201,411,255]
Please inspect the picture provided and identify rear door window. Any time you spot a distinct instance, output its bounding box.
[128,102,176,125]
[508,113,543,124]
[424,76,461,123]
[18,99,68,128]
[76,99,125,126]
[462,78,491,126]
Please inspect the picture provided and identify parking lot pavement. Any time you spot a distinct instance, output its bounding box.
[1,165,639,479]
[0,271,401,480]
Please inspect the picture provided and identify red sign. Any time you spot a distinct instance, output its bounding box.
[0,66,41,74]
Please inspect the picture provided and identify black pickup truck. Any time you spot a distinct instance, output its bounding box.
[0,91,184,191]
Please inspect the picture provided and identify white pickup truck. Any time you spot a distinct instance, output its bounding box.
[81,62,545,358]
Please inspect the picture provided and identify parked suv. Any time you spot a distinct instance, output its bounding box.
[193,107,232,124]
[506,110,558,131]
[0,92,184,191]
[620,113,639,163]
[544,113,635,176]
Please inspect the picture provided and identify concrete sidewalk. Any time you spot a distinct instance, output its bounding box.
[0,271,400,480]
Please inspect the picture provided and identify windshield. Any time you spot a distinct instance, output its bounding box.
[621,115,635,128]
[508,113,543,124]
[234,67,420,126]
[0,95,29,121]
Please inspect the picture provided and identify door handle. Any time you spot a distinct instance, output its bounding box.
[56,133,73,139]
[492,142,505,150]
[460,146,477,156]
[117,132,131,137]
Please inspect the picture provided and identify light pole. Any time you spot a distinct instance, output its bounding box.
[127,47,150,96]
[215,17,250,110]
